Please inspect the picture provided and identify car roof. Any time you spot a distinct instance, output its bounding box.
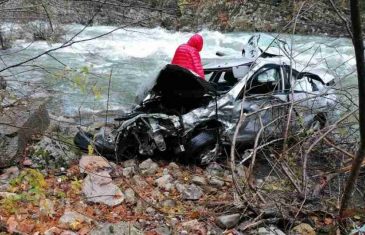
[253,57,336,83]
[203,56,335,83]
[204,58,254,71]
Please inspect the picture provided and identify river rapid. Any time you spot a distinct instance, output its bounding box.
[0,25,357,117]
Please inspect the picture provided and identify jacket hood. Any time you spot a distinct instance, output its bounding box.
[187,34,203,52]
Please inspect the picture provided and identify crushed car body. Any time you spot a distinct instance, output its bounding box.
[74,36,337,164]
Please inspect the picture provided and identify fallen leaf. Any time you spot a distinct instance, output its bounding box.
[18,220,35,234]
[6,216,18,233]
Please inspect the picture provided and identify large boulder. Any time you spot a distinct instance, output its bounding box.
[0,98,49,167]
[30,136,80,169]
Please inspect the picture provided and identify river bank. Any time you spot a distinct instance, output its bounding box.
[0,0,363,37]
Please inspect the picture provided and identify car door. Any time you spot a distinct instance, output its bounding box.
[230,64,288,144]
[284,67,324,128]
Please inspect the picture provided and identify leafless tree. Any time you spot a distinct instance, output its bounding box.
[340,0,365,218]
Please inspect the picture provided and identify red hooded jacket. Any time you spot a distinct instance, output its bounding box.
[171,34,205,79]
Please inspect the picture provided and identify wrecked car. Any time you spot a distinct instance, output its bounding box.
[75,55,337,165]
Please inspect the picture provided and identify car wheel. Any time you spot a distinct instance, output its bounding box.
[74,131,94,152]
[186,131,219,165]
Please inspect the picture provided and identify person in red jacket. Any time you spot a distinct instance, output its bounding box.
[171,34,205,79]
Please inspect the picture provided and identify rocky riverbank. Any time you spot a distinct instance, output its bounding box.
[0,153,322,234]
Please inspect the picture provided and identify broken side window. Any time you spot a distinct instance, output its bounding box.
[245,67,282,95]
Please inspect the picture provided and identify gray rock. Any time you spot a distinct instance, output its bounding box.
[163,168,169,175]
[207,223,224,235]
[48,114,78,136]
[257,226,286,235]
[124,188,136,204]
[139,158,159,175]
[79,155,111,174]
[216,213,240,229]
[60,231,78,235]
[181,184,203,200]
[161,199,177,208]
[146,207,155,214]
[154,226,171,235]
[205,162,224,177]
[31,136,80,169]
[151,188,164,202]
[82,170,124,206]
[132,175,148,188]
[191,175,207,186]
[175,182,187,193]
[59,211,92,229]
[155,174,173,190]
[170,217,179,228]
[134,200,145,214]
[123,159,137,168]
[208,177,225,187]
[0,166,19,182]
[0,98,50,167]
[122,167,135,178]
[181,219,206,234]
[44,226,63,235]
[90,222,142,235]
[168,162,179,169]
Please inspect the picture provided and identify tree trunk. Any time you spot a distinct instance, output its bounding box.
[339,0,365,218]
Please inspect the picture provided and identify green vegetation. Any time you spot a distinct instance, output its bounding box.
[1,169,47,213]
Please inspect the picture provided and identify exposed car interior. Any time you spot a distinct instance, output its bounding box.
[206,64,251,94]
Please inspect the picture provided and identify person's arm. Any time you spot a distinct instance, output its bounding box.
[190,50,205,79]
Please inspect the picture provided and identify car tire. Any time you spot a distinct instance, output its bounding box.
[74,131,94,152]
[185,131,218,165]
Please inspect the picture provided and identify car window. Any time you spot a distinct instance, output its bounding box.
[205,71,214,81]
[293,74,325,92]
[245,67,281,95]
[293,76,312,92]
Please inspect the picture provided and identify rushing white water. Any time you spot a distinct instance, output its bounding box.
[0,24,357,116]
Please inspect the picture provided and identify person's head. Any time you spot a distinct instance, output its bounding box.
[187,34,203,52]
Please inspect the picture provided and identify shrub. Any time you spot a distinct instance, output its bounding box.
[22,21,65,43]
[0,28,14,50]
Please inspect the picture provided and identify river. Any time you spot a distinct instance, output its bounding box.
[0,24,357,117]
